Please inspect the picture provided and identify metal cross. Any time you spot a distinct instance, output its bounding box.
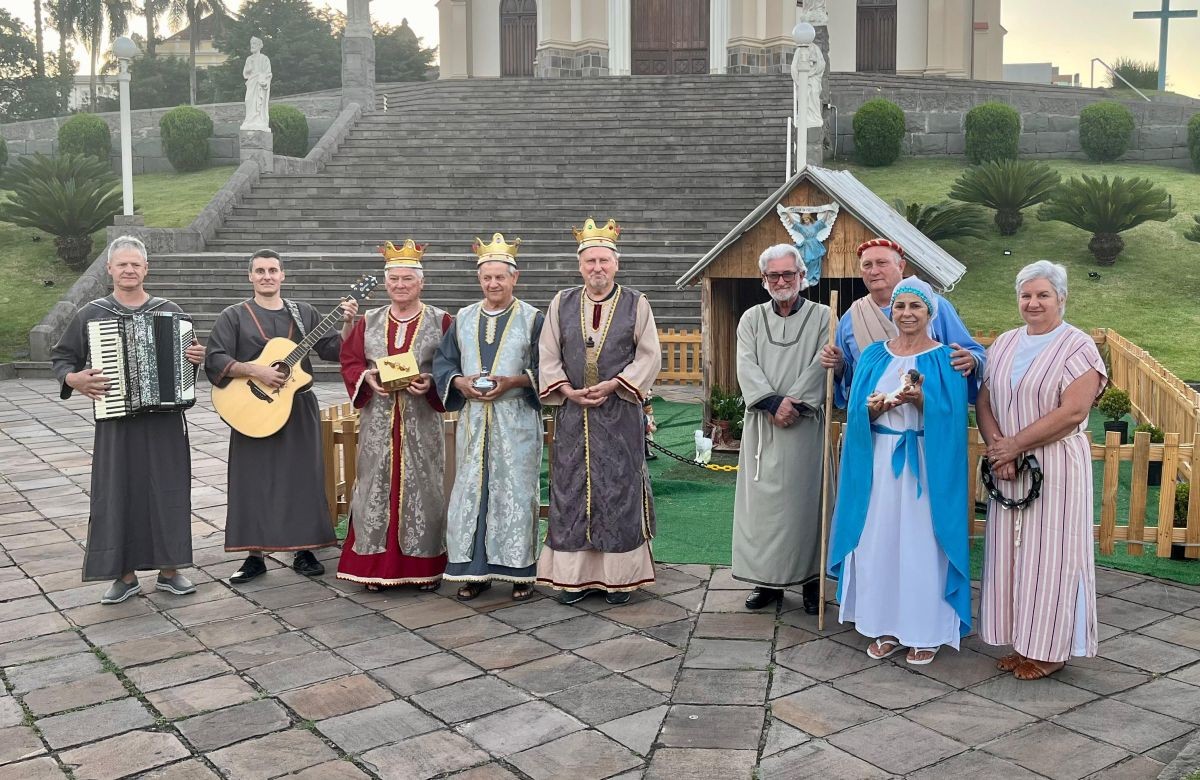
[1133,0,1198,92]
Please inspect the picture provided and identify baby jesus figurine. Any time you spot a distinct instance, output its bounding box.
[867,368,924,409]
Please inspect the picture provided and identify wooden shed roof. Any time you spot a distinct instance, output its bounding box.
[675,165,968,291]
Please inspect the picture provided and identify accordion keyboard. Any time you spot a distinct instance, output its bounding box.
[86,319,132,420]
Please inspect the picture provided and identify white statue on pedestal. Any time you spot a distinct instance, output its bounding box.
[346,0,372,35]
[798,0,828,25]
[241,36,272,131]
[791,44,826,130]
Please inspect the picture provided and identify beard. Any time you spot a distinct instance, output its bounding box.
[764,283,801,303]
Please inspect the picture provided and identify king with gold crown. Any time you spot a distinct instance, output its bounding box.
[536,217,662,605]
[334,238,454,592]
[432,232,545,601]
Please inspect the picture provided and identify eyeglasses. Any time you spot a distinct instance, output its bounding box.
[763,272,799,283]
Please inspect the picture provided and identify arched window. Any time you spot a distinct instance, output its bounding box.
[501,0,537,77]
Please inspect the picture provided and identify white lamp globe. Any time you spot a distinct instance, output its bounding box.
[113,35,139,61]
[792,21,816,46]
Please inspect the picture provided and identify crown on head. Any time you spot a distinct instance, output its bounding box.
[472,232,521,266]
[573,217,622,253]
[379,239,426,269]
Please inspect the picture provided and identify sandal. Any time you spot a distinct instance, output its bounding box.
[866,637,904,660]
[418,580,441,592]
[996,652,1024,672]
[511,584,534,602]
[906,647,940,666]
[456,582,492,601]
[1012,659,1064,680]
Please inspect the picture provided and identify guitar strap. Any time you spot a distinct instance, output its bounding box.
[283,299,307,338]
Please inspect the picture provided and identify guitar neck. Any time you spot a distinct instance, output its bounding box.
[282,305,344,367]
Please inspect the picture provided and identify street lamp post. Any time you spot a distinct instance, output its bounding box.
[113,36,139,217]
[792,21,816,175]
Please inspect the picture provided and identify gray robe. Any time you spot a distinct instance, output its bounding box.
[732,300,830,588]
[204,300,340,552]
[50,296,193,581]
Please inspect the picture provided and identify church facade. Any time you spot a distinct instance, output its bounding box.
[437,0,1004,80]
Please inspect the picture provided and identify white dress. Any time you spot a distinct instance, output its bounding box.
[839,345,961,650]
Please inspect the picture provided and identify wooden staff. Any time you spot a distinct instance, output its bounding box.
[818,290,839,631]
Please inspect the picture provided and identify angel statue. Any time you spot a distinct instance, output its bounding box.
[777,203,839,287]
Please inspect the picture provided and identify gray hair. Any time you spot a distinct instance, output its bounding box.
[476,261,516,277]
[1015,260,1068,313]
[107,235,148,263]
[385,266,424,280]
[757,244,804,275]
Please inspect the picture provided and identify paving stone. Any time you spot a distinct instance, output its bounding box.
[246,581,335,610]
[286,760,371,780]
[317,699,440,755]
[907,749,1044,779]
[443,764,521,780]
[763,717,810,758]
[1170,662,1200,687]
[658,704,764,749]
[681,638,772,670]
[206,728,337,779]
[758,739,891,779]
[532,615,631,649]
[372,652,482,696]
[626,655,682,693]
[334,631,439,670]
[968,672,1099,718]
[1140,615,1200,650]
[701,589,755,612]
[489,600,585,630]
[547,674,666,724]
[276,597,370,629]
[1052,698,1193,753]
[0,724,45,766]
[575,634,680,672]
[166,596,260,627]
[770,665,819,699]
[146,674,259,719]
[778,607,852,638]
[509,729,641,780]
[904,690,1036,745]
[382,598,477,629]
[0,596,54,623]
[188,614,286,649]
[416,614,516,649]
[1115,677,1200,723]
[693,611,776,641]
[496,652,611,696]
[1085,756,1167,780]
[770,684,887,737]
[124,651,233,692]
[643,618,695,648]
[674,668,768,705]
[81,613,177,646]
[1053,655,1151,695]
[600,598,691,629]
[104,631,206,668]
[0,757,65,780]
[829,714,965,774]
[663,587,707,612]
[5,650,102,693]
[456,700,584,757]
[983,722,1132,780]
[304,613,402,647]
[642,566,704,596]
[359,730,490,780]
[22,671,127,715]
[0,697,22,728]
[41,697,155,752]
[279,673,393,721]
[644,747,757,780]
[831,663,954,709]
[708,569,753,590]
[58,729,190,780]
[598,704,668,755]
[1143,731,1195,764]
[1094,568,1144,595]
[909,646,1005,689]
[774,637,875,681]
[1097,596,1172,630]
[246,650,357,693]
[175,699,291,752]
[456,633,558,670]
[137,758,223,779]
[411,676,532,723]
[216,631,315,671]
[1113,581,1200,613]
[0,630,88,666]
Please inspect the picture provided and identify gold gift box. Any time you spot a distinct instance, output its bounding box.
[377,353,419,391]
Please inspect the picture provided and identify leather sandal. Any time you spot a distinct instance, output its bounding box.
[996,652,1024,672]
[1012,659,1064,680]
[511,584,534,601]
[456,582,492,601]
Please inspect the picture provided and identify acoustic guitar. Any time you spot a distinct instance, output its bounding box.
[211,275,378,438]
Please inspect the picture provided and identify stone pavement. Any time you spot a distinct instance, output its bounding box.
[0,377,1198,780]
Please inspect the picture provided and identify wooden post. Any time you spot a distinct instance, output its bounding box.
[1099,431,1121,556]
[321,408,337,526]
[1187,434,1200,559]
[1127,431,1151,555]
[818,290,838,631]
[1156,432,1181,557]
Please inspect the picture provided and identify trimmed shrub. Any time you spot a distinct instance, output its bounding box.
[269,105,309,158]
[949,159,1060,236]
[159,106,213,172]
[1188,114,1200,171]
[964,102,1020,164]
[57,113,112,161]
[852,99,905,167]
[1079,102,1135,162]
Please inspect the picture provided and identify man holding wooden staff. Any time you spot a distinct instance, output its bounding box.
[731,244,832,613]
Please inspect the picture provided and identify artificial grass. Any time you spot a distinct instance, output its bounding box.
[0,165,235,362]
[837,158,1200,381]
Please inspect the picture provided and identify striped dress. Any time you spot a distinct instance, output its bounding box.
[979,325,1107,662]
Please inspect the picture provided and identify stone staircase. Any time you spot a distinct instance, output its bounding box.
[145,75,795,372]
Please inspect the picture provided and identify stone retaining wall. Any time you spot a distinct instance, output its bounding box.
[0,93,342,174]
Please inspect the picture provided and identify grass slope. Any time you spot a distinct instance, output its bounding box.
[838,158,1200,381]
[0,165,236,362]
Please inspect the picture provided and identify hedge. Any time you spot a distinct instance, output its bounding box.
[853,99,906,167]
[58,113,112,161]
[159,105,213,172]
[1188,114,1200,172]
[269,105,309,158]
[964,102,1020,164]
[1079,102,1135,162]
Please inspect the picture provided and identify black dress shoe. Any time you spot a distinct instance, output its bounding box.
[559,588,597,605]
[745,587,782,610]
[229,554,266,584]
[605,591,632,605]
[802,580,820,615]
[293,550,325,577]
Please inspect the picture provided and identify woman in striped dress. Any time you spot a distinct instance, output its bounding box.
[977,261,1107,680]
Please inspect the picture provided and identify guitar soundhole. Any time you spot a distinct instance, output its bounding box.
[270,361,292,380]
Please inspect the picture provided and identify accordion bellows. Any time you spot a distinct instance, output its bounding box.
[87,312,197,420]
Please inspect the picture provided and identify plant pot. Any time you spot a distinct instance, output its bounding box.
[1146,460,1163,486]
[1103,420,1128,444]
[712,419,741,453]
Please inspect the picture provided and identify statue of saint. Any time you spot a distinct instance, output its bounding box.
[798,0,829,26]
[241,36,272,131]
[790,43,826,131]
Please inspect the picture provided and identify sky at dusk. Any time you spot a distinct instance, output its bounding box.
[4,0,1198,97]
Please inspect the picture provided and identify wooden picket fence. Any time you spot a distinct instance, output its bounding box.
[658,327,702,385]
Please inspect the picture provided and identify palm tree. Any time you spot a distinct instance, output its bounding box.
[892,199,990,243]
[48,0,81,105]
[77,0,132,109]
[948,159,1061,236]
[142,0,162,56]
[34,0,46,77]
[1037,175,1175,265]
[166,0,228,104]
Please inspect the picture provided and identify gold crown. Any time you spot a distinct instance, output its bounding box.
[573,217,621,253]
[379,240,426,269]
[472,232,521,266]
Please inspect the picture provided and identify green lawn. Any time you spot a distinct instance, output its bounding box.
[0,165,236,362]
[837,158,1200,381]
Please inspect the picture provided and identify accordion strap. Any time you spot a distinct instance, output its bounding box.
[88,296,169,317]
[283,299,307,339]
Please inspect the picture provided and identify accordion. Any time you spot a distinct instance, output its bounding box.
[86,312,198,420]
